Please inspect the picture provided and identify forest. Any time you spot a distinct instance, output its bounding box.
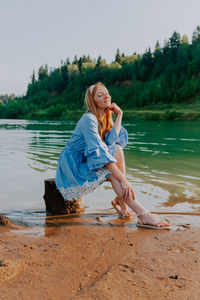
[1,25,200,121]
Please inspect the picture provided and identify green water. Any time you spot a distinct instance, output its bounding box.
[0,119,200,228]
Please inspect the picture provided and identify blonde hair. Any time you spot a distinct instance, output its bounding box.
[85,82,114,140]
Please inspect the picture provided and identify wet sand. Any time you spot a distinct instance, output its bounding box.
[0,213,200,300]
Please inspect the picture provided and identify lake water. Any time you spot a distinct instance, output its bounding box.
[0,119,200,230]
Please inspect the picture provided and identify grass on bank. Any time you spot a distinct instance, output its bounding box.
[42,102,200,121]
[125,101,200,121]
[6,100,200,121]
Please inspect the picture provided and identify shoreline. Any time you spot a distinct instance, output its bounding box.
[0,213,200,299]
[2,209,200,229]
[1,105,200,122]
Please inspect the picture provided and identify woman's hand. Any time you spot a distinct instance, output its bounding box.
[120,178,135,203]
[105,102,122,115]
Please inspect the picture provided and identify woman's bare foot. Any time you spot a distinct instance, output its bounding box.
[112,197,133,219]
[137,210,170,229]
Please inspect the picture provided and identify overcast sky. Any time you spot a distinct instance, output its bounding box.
[1,0,200,95]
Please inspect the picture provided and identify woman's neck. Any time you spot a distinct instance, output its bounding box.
[97,108,105,121]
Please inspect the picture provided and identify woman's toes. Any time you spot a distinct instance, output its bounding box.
[112,199,132,219]
[159,221,170,227]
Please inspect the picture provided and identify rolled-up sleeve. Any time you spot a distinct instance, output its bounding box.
[80,114,117,171]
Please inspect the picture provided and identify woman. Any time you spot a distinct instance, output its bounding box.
[55,82,170,229]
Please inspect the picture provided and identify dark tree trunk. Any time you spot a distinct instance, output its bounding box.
[43,178,85,215]
[0,215,15,227]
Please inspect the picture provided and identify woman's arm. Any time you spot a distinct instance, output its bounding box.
[106,102,123,136]
[114,111,123,136]
[105,161,125,182]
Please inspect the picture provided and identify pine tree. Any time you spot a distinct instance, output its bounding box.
[38,65,48,80]
[86,55,92,63]
[44,64,48,76]
[115,48,122,64]
[155,41,161,51]
[73,55,78,65]
[66,57,71,65]
[169,31,181,48]
[38,66,44,80]
[82,55,87,63]
[95,56,107,70]
[78,57,83,73]
[61,64,69,82]
[31,70,36,83]
[192,25,200,43]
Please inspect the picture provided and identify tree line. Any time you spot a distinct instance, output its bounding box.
[0,25,200,120]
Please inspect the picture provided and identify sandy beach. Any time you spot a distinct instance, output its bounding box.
[0,213,200,300]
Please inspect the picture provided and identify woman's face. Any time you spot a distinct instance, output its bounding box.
[93,86,111,110]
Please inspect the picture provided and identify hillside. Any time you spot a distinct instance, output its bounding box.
[1,26,200,121]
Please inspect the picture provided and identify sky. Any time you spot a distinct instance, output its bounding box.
[1,0,200,96]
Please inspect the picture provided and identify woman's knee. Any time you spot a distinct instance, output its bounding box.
[114,144,123,160]
[115,145,126,174]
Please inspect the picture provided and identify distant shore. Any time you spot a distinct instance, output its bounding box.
[56,103,200,121]
[2,102,199,122]
[68,101,200,121]
[0,213,200,299]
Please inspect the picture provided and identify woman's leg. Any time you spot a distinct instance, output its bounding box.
[108,168,169,227]
[115,144,126,175]
[111,145,132,217]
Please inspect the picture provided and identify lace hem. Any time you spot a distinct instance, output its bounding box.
[59,167,110,201]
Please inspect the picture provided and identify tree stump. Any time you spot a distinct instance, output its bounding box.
[0,215,15,227]
[43,178,85,215]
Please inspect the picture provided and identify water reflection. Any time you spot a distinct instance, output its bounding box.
[26,122,76,172]
[9,211,200,238]
[0,119,200,218]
